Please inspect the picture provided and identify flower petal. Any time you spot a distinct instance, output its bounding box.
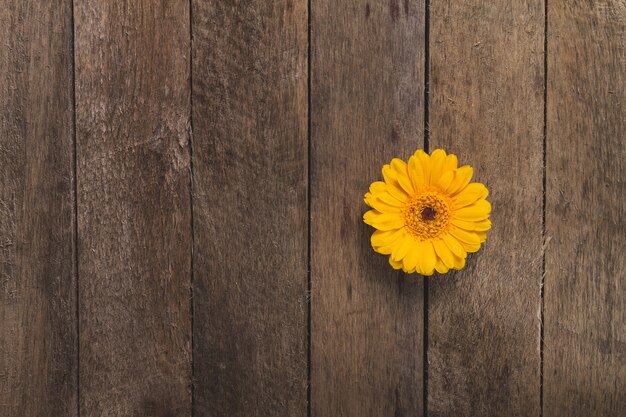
[365,195,401,213]
[433,238,463,269]
[382,165,410,201]
[415,240,436,276]
[453,182,489,208]
[434,170,454,191]
[391,234,413,261]
[474,219,492,231]
[449,225,481,245]
[369,181,387,195]
[463,242,481,253]
[454,200,491,221]
[408,154,427,190]
[389,256,403,270]
[377,190,405,207]
[443,154,458,173]
[434,259,449,274]
[364,210,405,230]
[403,240,420,272]
[450,218,478,231]
[371,228,404,247]
[429,149,447,185]
[446,165,473,195]
[391,158,415,195]
[452,255,466,270]
[442,233,466,259]
[414,150,431,185]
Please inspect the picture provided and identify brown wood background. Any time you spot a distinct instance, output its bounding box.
[0,1,624,416]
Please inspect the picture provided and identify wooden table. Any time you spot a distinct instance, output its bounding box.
[1,1,624,416]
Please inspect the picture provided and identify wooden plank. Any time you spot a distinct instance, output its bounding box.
[191,1,308,416]
[311,1,425,416]
[544,2,626,415]
[0,1,76,415]
[427,2,544,415]
[74,2,192,415]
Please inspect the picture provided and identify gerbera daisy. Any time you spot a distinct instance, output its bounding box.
[363,149,491,275]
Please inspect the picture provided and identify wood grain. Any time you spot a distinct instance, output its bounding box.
[74,1,192,415]
[191,1,308,416]
[427,1,544,415]
[544,1,626,415]
[0,1,76,415]
[311,1,425,416]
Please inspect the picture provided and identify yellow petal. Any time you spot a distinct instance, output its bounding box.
[377,191,405,207]
[451,215,492,232]
[442,234,466,259]
[452,255,466,270]
[433,238,462,269]
[463,242,481,253]
[415,240,436,276]
[434,170,454,191]
[371,228,404,247]
[382,165,410,202]
[391,158,415,195]
[474,219,492,231]
[454,200,491,221]
[429,149,447,185]
[446,165,473,195]
[408,154,427,190]
[366,195,401,213]
[369,181,387,195]
[403,243,420,272]
[443,154,458,173]
[453,183,489,208]
[449,225,481,245]
[476,231,488,243]
[434,259,449,274]
[450,218,478,231]
[414,150,431,184]
[389,257,403,270]
[363,210,405,230]
[392,234,413,262]
[373,245,393,255]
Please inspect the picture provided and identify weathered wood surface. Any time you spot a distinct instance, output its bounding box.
[74,1,192,415]
[311,1,426,416]
[0,1,77,415]
[544,1,626,415]
[1,1,626,416]
[191,1,309,416]
[427,1,544,416]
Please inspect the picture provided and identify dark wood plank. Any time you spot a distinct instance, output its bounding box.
[74,2,192,415]
[191,1,308,416]
[0,1,76,415]
[427,2,544,415]
[544,2,626,415]
[311,1,425,416]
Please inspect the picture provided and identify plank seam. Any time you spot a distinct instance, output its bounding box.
[307,0,313,415]
[188,1,196,415]
[540,0,548,416]
[422,1,431,416]
[70,1,80,415]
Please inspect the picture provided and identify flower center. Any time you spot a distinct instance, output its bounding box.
[421,207,436,221]
[403,191,451,240]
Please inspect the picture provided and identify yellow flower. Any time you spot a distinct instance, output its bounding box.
[363,149,491,276]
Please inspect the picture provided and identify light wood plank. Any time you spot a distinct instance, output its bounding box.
[544,1,626,415]
[191,1,309,415]
[427,1,544,415]
[0,1,77,415]
[75,2,192,415]
[311,1,426,416]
